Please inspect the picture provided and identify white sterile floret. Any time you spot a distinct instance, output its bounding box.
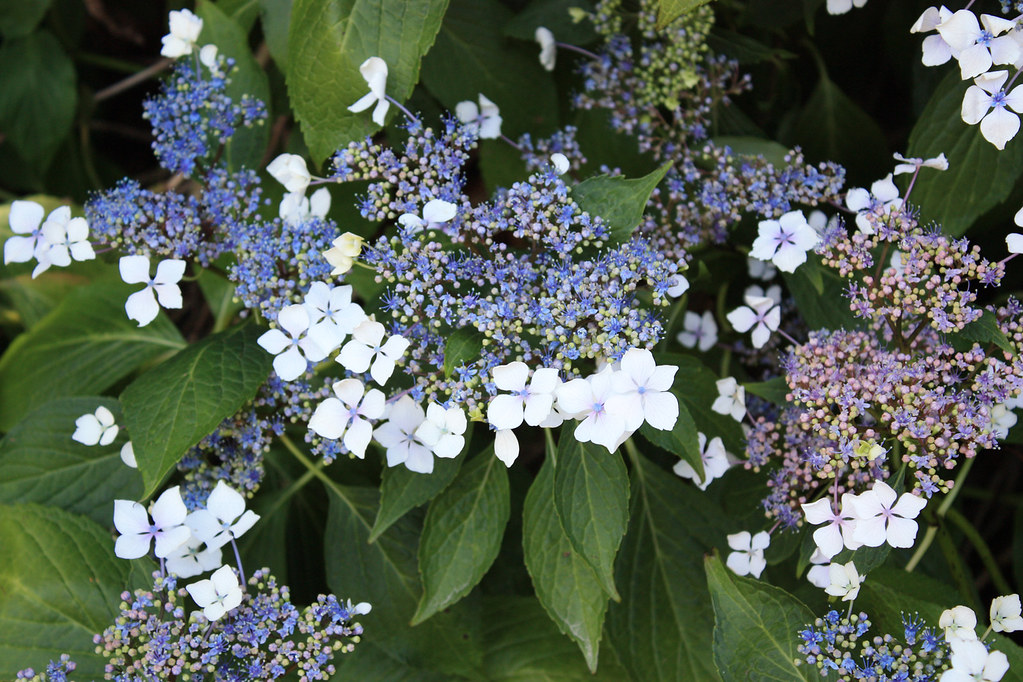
[826,0,866,15]
[711,377,746,422]
[257,304,332,382]
[988,403,1017,439]
[824,560,864,601]
[280,187,331,225]
[374,395,433,473]
[941,605,980,642]
[160,9,203,58]
[72,406,119,446]
[893,152,949,175]
[942,639,1009,682]
[308,378,385,458]
[937,10,1019,80]
[165,535,223,579]
[677,310,718,351]
[186,481,260,550]
[806,550,832,589]
[1008,233,1023,254]
[557,368,630,452]
[34,206,95,277]
[347,56,390,126]
[398,199,458,233]
[800,493,862,559]
[494,429,520,467]
[119,255,185,327]
[415,403,468,459]
[848,480,927,549]
[551,153,570,175]
[990,594,1023,633]
[266,153,312,194]
[455,94,502,139]
[487,362,560,431]
[4,200,44,266]
[750,210,819,273]
[323,232,365,275]
[120,442,137,468]
[725,530,770,579]
[845,174,902,234]
[913,6,956,66]
[113,486,190,559]
[962,70,1023,150]
[747,257,776,281]
[199,44,219,71]
[186,565,243,622]
[608,348,679,431]
[744,284,782,306]
[726,295,780,349]
[673,432,730,490]
[337,320,410,386]
[535,27,556,71]
[303,281,367,353]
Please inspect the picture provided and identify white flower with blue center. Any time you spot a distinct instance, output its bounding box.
[185,565,243,622]
[961,70,1023,150]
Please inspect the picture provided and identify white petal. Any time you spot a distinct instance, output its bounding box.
[492,362,529,391]
[423,199,457,224]
[154,282,183,310]
[257,329,291,355]
[9,200,44,234]
[726,306,756,333]
[3,235,36,264]
[154,259,186,285]
[938,10,981,53]
[206,481,245,524]
[120,442,137,468]
[494,429,519,467]
[310,397,348,440]
[125,288,160,327]
[115,533,153,560]
[488,394,525,430]
[119,255,151,284]
[113,499,150,535]
[274,346,307,381]
[72,414,102,445]
[981,106,1020,149]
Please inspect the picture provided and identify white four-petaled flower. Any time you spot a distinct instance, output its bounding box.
[941,638,1009,682]
[257,304,332,382]
[308,378,385,458]
[750,210,819,273]
[672,432,730,491]
[962,70,1023,150]
[119,255,185,327]
[608,348,679,432]
[677,310,718,352]
[72,406,119,446]
[337,320,410,386]
[280,187,330,225]
[165,534,223,579]
[824,560,864,601]
[800,493,862,559]
[990,594,1023,633]
[726,295,780,349]
[185,564,243,621]
[323,232,365,275]
[267,153,312,195]
[398,199,458,233]
[186,481,260,550]
[348,56,390,126]
[488,362,560,433]
[34,206,95,277]
[893,151,949,175]
[374,395,433,473]
[845,174,903,234]
[937,10,1019,80]
[303,281,367,353]
[113,485,190,559]
[711,377,746,422]
[415,403,468,459]
[160,9,203,58]
[725,530,770,579]
[455,94,502,139]
[848,480,927,549]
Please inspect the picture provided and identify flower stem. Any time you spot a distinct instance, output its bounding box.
[230,538,247,586]
[94,58,174,102]
[905,457,974,572]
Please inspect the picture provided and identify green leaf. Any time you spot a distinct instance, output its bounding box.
[657,0,714,30]
[481,596,630,681]
[0,504,134,679]
[572,162,672,243]
[744,377,790,407]
[553,436,629,601]
[908,71,1023,236]
[324,484,485,678]
[522,454,609,671]
[197,268,244,333]
[120,323,272,497]
[947,310,1016,357]
[656,353,746,454]
[412,448,510,624]
[705,554,817,682]
[443,326,486,379]
[606,448,723,681]
[197,0,271,172]
[259,0,292,67]
[782,256,860,332]
[370,450,463,542]
[639,399,703,479]
[0,31,76,173]
[0,281,186,431]
[216,0,260,30]
[0,0,53,38]
[420,0,558,137]
[503,0,597,45]
[0,397,140,526]
[706,30,795,66]
[785,71,888,183]
[287,0,449,163]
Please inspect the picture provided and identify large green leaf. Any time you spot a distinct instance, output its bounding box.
[0,31,76,173]
[572,162,672,243]
[413,448,510,624]
[197,0,271,172]
[0,281,186,431]
[639,398,703,479]
[907,71,1023,236]
[370,451,463,542]
[705,555,817,682]
[553,436,629,600]
[606,449,723,681]
[0,504,134,679]
[0,0,53,38]
[287,0,449,163]
[420,0,558,138]
[325,484,485,678]
[657,0,714,30]
[522,454,608,671]
[0,397,140,526]
[259,0,293,67]
[119,323,272,497]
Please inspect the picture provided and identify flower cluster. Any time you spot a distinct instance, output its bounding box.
[94,570,366,681]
